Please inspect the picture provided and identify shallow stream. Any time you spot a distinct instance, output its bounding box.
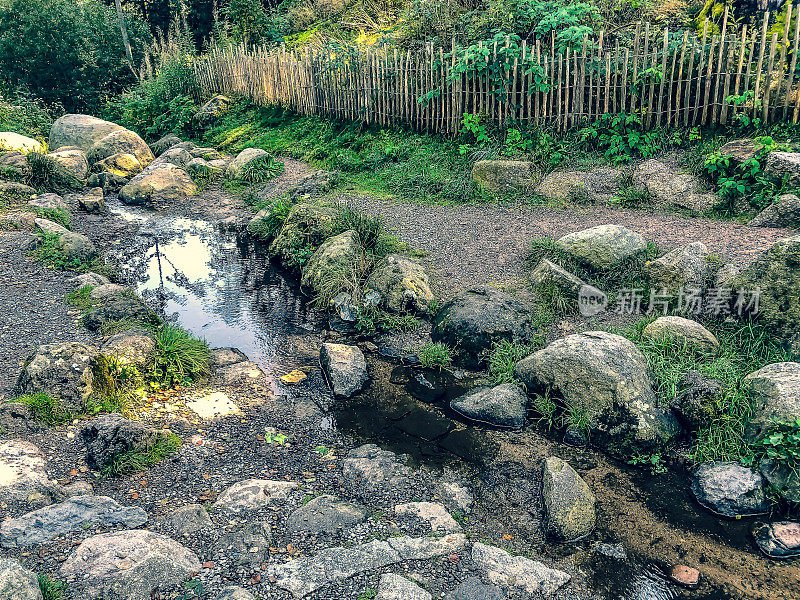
[108,199,759,600]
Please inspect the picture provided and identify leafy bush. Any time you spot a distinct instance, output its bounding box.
[758,418,800,475]
[0,93,56,141]
[579,112,666,164]
[13,393,71,425]
[149,324,211,388]
[0,0,149,113]
[417,342,453,369]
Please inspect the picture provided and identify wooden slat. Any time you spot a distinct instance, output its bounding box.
[785,4,800,121]
[762,32,780,122]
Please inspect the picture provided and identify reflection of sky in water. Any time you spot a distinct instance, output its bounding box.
[110,202,325,372]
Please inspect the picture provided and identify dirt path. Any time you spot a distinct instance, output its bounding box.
[346,195,795,301]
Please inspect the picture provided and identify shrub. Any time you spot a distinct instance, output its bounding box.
[0,93,56,140]
[26,152,85,194]
[149,324,211,388]
[38,574,67,600]
[417,342,453,369]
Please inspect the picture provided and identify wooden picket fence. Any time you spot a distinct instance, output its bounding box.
[193,6,800,134]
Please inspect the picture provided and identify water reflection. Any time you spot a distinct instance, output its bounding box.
[109,201,326,372]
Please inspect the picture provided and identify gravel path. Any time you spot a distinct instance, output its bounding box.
[347,195,795,301]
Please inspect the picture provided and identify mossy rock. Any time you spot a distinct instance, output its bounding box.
[365,254,434,314]
[729,234,800,339]
[268,203,338,272]
[300,230,364,297]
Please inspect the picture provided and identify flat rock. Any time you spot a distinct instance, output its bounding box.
[394,501,461,533]
[214,479,298,513]
[186,391,240,419]
[68,272,110,288]
[529,258,587,299]
[450,383,527,428]
[0,440,62,508]
[642,316,719,351]
[1,495,147,547]
[690,461,768,517]
[60,530,201,600]
[285,494,367,534]
[342,444,412,498]
[376,573,431,600]
[28,193,67,211]
[268,534,466,597]
[82,297,155,332]
[471,542,570,596]
[670,565,700,588]
[101,328,155,368]
[444,576,505,600]
[556,224,647,270]
[0,557,42,600]
[209,347,248,369]
[165,504,213,535]
[320,343,368,398]
[214,522,272,564]
[542,457,595,541]
[753,521,800,558]
[215,361,265,385]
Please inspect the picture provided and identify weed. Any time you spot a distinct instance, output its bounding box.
[89,354,144,417]
[66,285,98,312]
[628,453,668,475]
[488,339,534,386]
[236,153,285,183]
[38,574,67,600]
[31,207,71,230]
[148,324,211,389]
[31,231,99,273]
[357,590,377,600]
[333,201,387,255]
[13,393,71,425]
[530,392,557,431]
[758,418,800,474]
[311,247,373,309]
[417,342,452,369]
[101,431,182,477]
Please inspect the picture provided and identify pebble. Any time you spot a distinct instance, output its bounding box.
[670,565,700,588]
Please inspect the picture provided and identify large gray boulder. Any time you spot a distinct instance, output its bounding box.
[49,114,124,153]
[285,494,367,534]
[225,148,268,179]
[46,147,89,181]
[60,530,201,600]
[365,254,434,313]
[690,462,768,517]
[542,456,595,541]
[743,362,800,442]
[300,230,363,296]
[728,235,800,338]
[450,384,527,428]
[766,151,800,186]
[534,167,623,203]
[119,162,196,206]
[431,287,534,368]
[87,129,153,168]
[514,331,681,456]
[320,343,368,398]
[644,242,713,291]
[642,316,719,352]
[268,203,339,272]
[80,413,165,470]
[633,159,719,213]
[15,342,97,413]
[555,224,647,270]
[748,194,800,228]
[472,160,536,193]
[0,558,42,600]
[1,495,148,547]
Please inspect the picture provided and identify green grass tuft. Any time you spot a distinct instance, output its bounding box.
[13,393,72,425]
[65,285,97,313]
[417,342,453,369]
[149,324,211,389]
[100,431,182,477]
[488,339,535,387]
[236,153,285,183]
[38,573,67,600]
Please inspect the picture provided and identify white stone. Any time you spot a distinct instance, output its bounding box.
[186,391,240,419]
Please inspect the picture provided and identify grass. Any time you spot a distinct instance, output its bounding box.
[31,206,71,230]
[622,317,792,464]
[12,393,71,425]
[148,324,211,389]
[25,152,84,194]
[38,574,67,600]
[488,339,536,386]
[417,342,453,369]
[354,308,423,335]
[100,431,182,477]
[30,231,100,273]
[236,152,285,183]
[205,101,476,205]
[66,285,98,312]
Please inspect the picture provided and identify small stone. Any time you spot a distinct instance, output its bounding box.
[753,521,800,558]
[450,384,527,428]
[542,456,596,541]
[213,479,298,513]
[690,461,768,517]
[471,542,570,596]
[285,494,367,535]
[320,343,368,399]
[166,504,213,535]
[670,565,700,588]
[444,576,504,600]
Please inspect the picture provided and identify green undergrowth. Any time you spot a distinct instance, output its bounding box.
[148,323,211,389]
[417,342,453,369]
[14,393,72,425]
[38,574,67,600]
[30,231,107,274]
[31,206,71,230]
[623,317,792,465]
[100,431,182,477]
[204,101,476,205]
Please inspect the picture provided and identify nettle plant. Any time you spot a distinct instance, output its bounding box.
[578,112,660,164]
[703,136,790,211]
